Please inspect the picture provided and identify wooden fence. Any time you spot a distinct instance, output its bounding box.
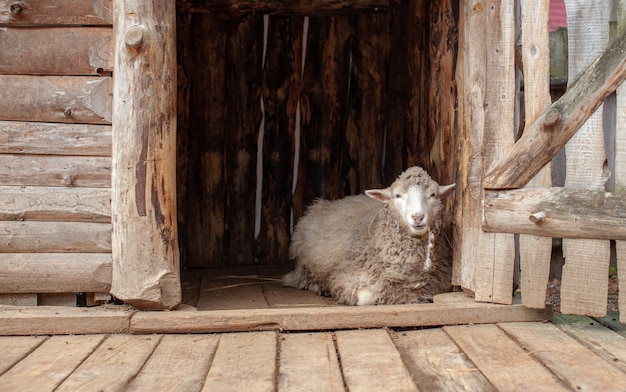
[460,0,626,321]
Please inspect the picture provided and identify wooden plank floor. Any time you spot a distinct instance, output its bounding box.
[1,316,625,391]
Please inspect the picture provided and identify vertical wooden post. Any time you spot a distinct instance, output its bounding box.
[454,0,516,304]
[111,0,181,309]
[518,0,552,309]
[614,0,626,323]
[560,1,610,317]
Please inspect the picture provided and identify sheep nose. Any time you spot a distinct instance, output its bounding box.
[411,213,425,224]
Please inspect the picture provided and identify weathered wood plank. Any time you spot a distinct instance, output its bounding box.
[178,12,227,268]
[616,4,626,324]
[0,335,106,392]
[0,186,110,223]
[561,0,611,317]
[0,0,112,25]
[0,335,47,375]
[0,27,112,76]
[278,333,344,392]
[0,294,37,306]
[394,329,495,391]
[0,122,111,156]
[453,0,517,304]
[202,332,277,392]
[500,322,626,390]
[257,16,300,264]
[0,253,111,294]
[127,335,219,391]
[196,268,270,310]
[111,0,181,309]
[0,305,131,335]
[341,13,387,196]
[177,0,389,16]
[553,314,626,374]
[0,221,111,253]
[0,155,111,188]
[130,301,551,334]
[223,16,263,266]
[293,16,350,219]
[518,0,552,309]
[56,335,160,392]
[335,329,417,392]
[0,75,112,125]
[444,324,568,391]
[452,0,484,293]
[483,27,626,189]
[483,188,626,240]
[473,0,516,304]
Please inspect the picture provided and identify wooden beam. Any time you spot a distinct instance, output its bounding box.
[130,298,552,334]
[111,0,181,310]
[0,254,112,294]
[0,305,131,335]
[483,27,626,190]
[177,0,389,17]
[483,187,626,240]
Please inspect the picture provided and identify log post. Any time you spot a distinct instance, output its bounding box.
[111,0,181,309]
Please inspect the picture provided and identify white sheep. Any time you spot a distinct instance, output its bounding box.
[283,166,455,305]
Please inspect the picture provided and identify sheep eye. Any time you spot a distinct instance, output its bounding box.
[429,192,436,198]
[394,193,402,199]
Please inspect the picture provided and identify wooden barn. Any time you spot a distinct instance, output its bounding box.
[3,0,626,389]
[1,0,626,314]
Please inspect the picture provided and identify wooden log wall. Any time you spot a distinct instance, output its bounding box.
[177,0,459,268]
[0,1,114,303]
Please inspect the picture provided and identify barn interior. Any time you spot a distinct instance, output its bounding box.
[173,0,459,308]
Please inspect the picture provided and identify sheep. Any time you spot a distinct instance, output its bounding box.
[283,166,455,305]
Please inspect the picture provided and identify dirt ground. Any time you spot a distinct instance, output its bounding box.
[545,272,619,313]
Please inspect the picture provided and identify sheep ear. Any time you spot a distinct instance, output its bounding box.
[439,183,456,197]
[365,188,392,203]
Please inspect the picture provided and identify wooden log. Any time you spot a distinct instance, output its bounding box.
[0,75,112,125]
[341,13,387,196]
[111,0,181,310]
[483,188,626,240]
[483,27,626,189]
[0,221,111,253]
[0,122,112,156]
[223,16,263,265]
[560,1,611,317]
[0,27,113,76]
[178,13,227,268]
[0,253,111,293]
[518,0,552,309]
[177,0,389,17]
[0,155,111,188]
[293,16,351,220]
[257,16,301,264]
[0,0,113,25]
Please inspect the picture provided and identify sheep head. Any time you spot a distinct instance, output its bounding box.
[365,166,455,237]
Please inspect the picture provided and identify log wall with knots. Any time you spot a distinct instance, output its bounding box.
[176,0,459,268]
[0,0,114,306]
